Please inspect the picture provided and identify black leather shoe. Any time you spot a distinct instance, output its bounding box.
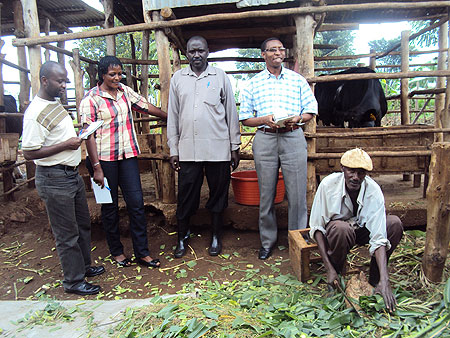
[136,258,161,268]
[65,281,101,295]
[85,266,105,277]
[258,247,272,260]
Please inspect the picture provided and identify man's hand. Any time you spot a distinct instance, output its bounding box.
[170,156,181,171]
[284,115,302,128]
[65,137,83,150]
[93,165,105,187]
[327,266,339,287]
[231,150,240,171]
[375,279,397,312]
[264,114,279,129]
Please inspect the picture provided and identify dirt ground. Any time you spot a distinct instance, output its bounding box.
[0,160,426,300]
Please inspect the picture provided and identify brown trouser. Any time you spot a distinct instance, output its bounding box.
[325,215,403,286]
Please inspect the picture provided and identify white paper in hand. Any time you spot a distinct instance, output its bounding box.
[79,121,104,140]
[91,177,112,204]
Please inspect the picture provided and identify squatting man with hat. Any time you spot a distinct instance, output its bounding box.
[309,148,403,311]
[22,61,104,295]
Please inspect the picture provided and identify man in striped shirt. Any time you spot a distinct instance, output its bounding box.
[22,61,104,295]
[240,37,318,260]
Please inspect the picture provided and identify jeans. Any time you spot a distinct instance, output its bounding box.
[35,165,91,289]
[98,157,150,259]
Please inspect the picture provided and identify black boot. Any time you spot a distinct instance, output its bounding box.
[174,219,190,258]
[209,212,223,256]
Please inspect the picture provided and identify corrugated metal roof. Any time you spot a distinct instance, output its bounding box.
[143,0,239,11]
[236,0,297,9]
[1,0,104,36]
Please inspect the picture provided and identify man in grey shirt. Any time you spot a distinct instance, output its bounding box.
[167,36,241,258]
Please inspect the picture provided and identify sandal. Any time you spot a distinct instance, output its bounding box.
[136,258,161,268]
[115,257,132,267]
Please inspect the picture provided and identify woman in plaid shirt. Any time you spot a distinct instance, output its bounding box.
[80,56,167,268]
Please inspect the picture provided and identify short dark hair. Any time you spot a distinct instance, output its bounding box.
[39,61,64,82]
[261,37,282,52]
[186,35,208,50]
[98,56,123,84]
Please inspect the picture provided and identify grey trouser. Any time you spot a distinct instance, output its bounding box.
[35,165,92,289]
[253,128,308,249]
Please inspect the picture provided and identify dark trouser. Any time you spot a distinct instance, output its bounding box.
[325,215,403,285]
[99,157,150,259]
[176,161,230,221]
[35,165,91,289]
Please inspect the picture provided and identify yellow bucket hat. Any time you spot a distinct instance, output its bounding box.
[340,148,373,171]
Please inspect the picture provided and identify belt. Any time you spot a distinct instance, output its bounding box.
[258,125,300,133]
[49,164,79,171]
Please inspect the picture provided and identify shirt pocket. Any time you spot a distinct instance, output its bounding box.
[203,87,221,107]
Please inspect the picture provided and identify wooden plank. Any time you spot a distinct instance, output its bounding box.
[422,142,450,282]
[14,1,450,47]
[289,229,318,282]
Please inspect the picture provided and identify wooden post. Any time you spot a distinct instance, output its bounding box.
[0,3,4,113]
[13,0,30,112]
[369,48,376,71]
[172,47,182,73]
[294,3,317,210]
[140,30,151,134]
[401,30,411,182]
[57,37,68,105]
[44,18,51,61]
[86,63,97,89]
[21,0,42,96]
[101,0,116,55]
[129,34,138,91]
[151,10,175,204]
[69,49,84,123]
[422,142,450,283]
[444,23,450,143]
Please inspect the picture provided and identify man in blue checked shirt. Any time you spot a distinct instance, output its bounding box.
[240,37,318,260]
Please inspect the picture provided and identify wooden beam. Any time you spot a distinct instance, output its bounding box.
[294,2,317,207]
[41,44,96,64]
[101,0,115,55]
[401,30,410,125]
[21,0,41,96]
[422,142,450,283]
[13,0,30,113]
[13,1,450,47]
[151,10,175,204]
[435,23,447,142]
[140,30,151,134]
[69,48,84,122]
[308,69,450,83]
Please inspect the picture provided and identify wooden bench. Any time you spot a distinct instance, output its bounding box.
[288,228,321,282]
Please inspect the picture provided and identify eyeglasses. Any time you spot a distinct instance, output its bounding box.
[264,47,286,53]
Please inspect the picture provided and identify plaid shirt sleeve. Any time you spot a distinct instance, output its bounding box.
[122,85,149,114]
[80,91,97,125]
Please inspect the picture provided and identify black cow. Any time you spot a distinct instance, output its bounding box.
[1,95,23,136]
[314,67,387,128]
